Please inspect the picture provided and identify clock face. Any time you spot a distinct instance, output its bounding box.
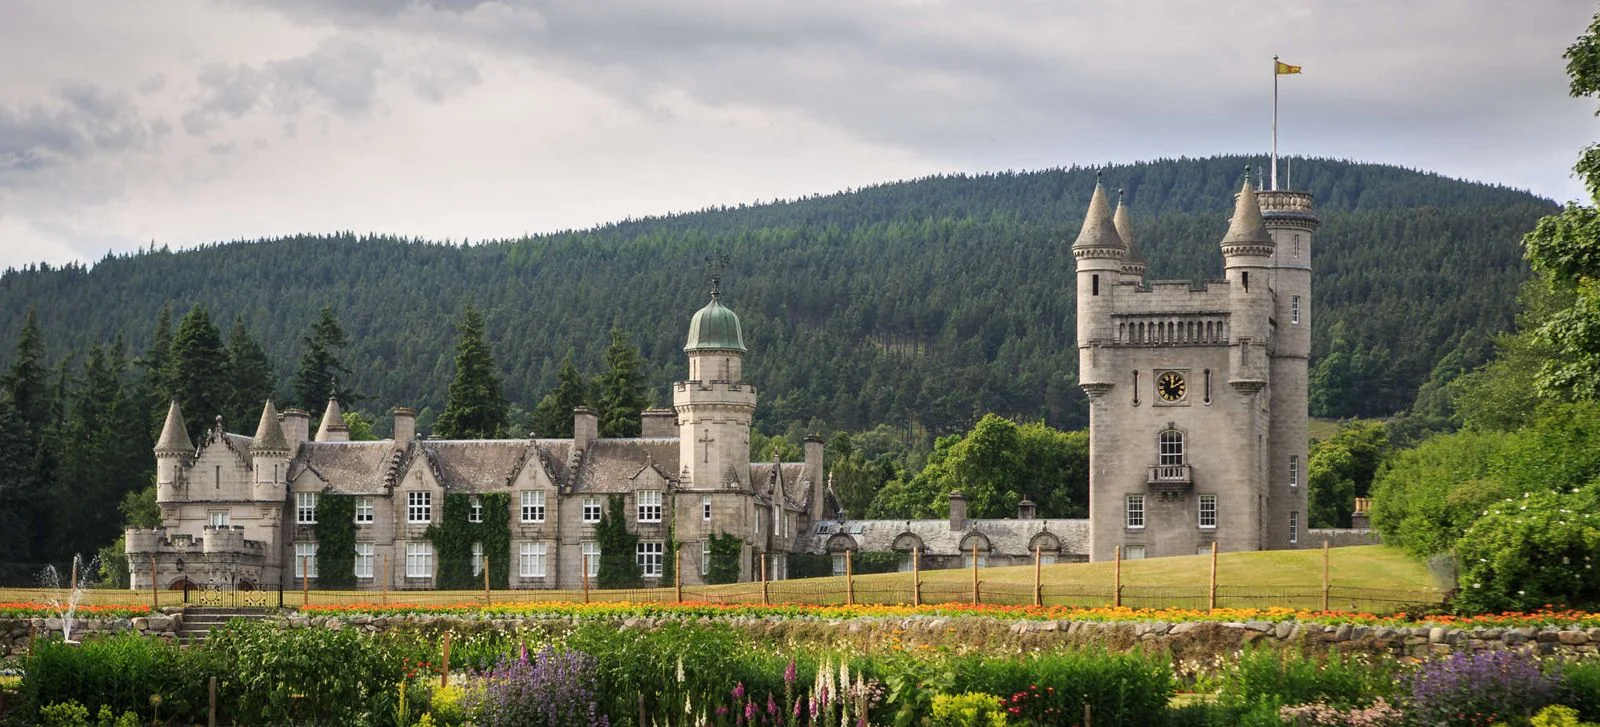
[1156,371,1186,402]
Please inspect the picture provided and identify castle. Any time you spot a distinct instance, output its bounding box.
[125,171,1317,591]
[1075,171,1317,561]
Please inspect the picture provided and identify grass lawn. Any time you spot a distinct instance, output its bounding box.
[0,546,1441,615]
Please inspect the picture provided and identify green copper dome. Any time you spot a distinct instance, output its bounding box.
[685,295,747,352]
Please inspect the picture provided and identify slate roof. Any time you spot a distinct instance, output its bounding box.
[751,462,811,513]
[804,518,1090,557]
[288,442,398,494]
[570,438,681,493]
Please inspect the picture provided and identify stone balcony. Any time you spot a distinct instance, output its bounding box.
[1147,464,1192,495]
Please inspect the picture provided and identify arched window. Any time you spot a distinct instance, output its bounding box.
[1158,429,1185,466]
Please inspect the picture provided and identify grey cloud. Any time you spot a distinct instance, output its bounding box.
[409,55,481,103]
[137,74,168,94]
[180,40,385,137]
[0,83,167,186]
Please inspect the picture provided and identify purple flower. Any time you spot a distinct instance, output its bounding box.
[464,645,608,727]
[716,705,729,717]
[733,682,746,700]
[745,699,757,722]
[1409,650,1557,726]
[784,660,797,686]
[768,693,779,717]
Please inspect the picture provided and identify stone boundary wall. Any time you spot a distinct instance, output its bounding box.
[1306,528,1382,548]
[7,612,1600,660]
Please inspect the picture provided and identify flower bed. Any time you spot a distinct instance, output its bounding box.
[0,602,150,619]
[295,600,1600,630]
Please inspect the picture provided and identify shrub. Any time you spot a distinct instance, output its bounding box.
[37,701,89,727]
[1218,647,1401,710]
[1454,490,1600,613]
[22,634,221,722]
[1560,659,1600,722]
[1408,651,1558,726]
[206,619,408,725]
[467,646,607,727]
[930,692,1007,727]
[1532,704,1600,727]
[880,649,1171,727]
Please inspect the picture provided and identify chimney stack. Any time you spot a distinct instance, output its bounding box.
[804,435,826,522]
[640,408,676,438]
[948,490,968,531]
[573,407,599,449]
[1351,497,1372,529]
[1017,498,1037,520]
[281,409,311,448]
[392,407,416,445]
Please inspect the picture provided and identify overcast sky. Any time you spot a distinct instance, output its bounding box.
[1,0,1596,270]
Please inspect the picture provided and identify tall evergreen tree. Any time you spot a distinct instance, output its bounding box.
[596,328,651,438]
[3,309,50,429]
[132,304,175,439]
[530,349,589,438]
[0,395,35,583]
[225,315,276,427]
[293,305,356,411]
[167,306,230,442]
[0,310,57,579]
[432,306,510,439]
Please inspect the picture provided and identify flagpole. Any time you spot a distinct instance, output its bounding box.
[1271,55,1279,191]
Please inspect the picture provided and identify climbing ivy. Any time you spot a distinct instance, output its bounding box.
[661,520,677,585]
[705,532,744,585]
[596,495,642,589]
[425,492,510,590]
[313,493,356,589]
[786,553,831,580]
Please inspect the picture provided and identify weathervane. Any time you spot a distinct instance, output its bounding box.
[705,251,730,298]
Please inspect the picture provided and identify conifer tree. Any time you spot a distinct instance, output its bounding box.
[0,395,35,583]
[132,304,175,439]
[530,349,589,437]
[433,306,509,439]
[3,309,50,429]
[293,305,355,411]
[596,328,650,438]
[224,315,276,427]
[0,310,58,578]
[167,306,229,442]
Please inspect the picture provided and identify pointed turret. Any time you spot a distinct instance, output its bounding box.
[1221,169,1274,253]
[1113,189,1147,280]
[315,397,349,442]
[252,400,289,453]
[1071,175,1125,253]
[155,400,193,455]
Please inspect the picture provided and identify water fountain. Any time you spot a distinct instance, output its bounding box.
[37,553,99,644]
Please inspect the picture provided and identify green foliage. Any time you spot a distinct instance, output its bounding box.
[95,536,128,589]
[37,701,89,727]
[929,692,1008,727]
[879,648,1174,727]
[786,552,831,579]
[705,531,744,584]
[1307,421,1389,528]
[855,551,902,575]
[1454,489,1600,613]
[530,349,588,438]
[425,492,511,590]
[23,633,221,723]
[1534,704,1600,727]
[565,621,785,724]
[207,619,406,725]
[596,328,650,438]
[1557,659,1600,722]
[1215,647,1401,711]
[223,316,276,430]
[292,305,356,411]
[660,520,676,585]
[594,495,642,589]
[433,306,510,440]
[1369,428,1513,558]
[868,415,1088,520]
[167,305,228,442]
[342,410,380,441]
[119,487,158,528]
[315,493,357,589]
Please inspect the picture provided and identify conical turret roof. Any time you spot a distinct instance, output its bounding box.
[252,400,289,452]
[1221,171,1274,249]
[1072,177,1125,251]
[155,400,193,454]
[1113,190,1148,268]
[315,397,347,442]
[685,294,747,353]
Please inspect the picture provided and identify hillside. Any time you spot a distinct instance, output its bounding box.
[0,155,1553,435]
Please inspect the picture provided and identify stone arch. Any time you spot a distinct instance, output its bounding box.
[891,532,924,552]
[957,531,992,553]
[825,533,859,553]
[167,577,197,591]
[1028,531,1062,553]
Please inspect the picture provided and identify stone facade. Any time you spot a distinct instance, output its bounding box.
[1076,174,1318,561]
[125,291,824,591]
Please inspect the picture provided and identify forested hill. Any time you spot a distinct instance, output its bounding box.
[0,155,1554,435]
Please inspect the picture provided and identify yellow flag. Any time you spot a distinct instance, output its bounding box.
[1275,60,1302,75]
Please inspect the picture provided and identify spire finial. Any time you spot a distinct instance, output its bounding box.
[1095,170,1103,184]
[1243,164,1253,183]
[705,251,729,299]
[1117,188,1126,204]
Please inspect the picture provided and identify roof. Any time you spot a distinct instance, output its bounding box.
[751,461,811,513]
[252,401,289,452]
[803,518,1090,556]
[1221,173,1274,249]
[315,398,348,441]
[1071,179,1124,251]
[422,440,540,493]
[289,442,399,494]
[1113,192,1148,268]
[571,438,682,493]
[155,400,193,454]
[685,295,747,353]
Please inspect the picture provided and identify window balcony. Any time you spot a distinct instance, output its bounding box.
[1147,464,1192,495]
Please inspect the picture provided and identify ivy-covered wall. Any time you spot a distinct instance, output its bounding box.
[425,493,510,589]
[314,493,356,589]
[596,495,642,589]
[706,532,744,584]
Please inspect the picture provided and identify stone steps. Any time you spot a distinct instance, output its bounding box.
[175,607,270,643]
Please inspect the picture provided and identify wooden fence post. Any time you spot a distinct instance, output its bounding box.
[149,555,158,609]
[1113,546,1122,608]
[674,550,683,603]
[208,675,217,727]
[760,552,770,606]
[970,542,980,606]
[440,631,452,688]
[301,556,309,606]
[483,555,491,604]
[582,555,590,603]
[1321,539,1331,612]
[1209,542,1218,611]
[844,550,854,606]
[1033,546,1043,607]
[912,547,921,607]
